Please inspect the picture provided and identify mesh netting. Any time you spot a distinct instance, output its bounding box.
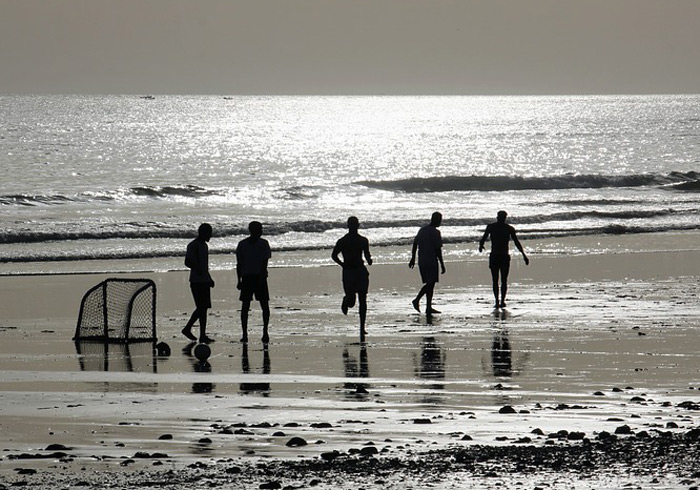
[74,278,156,342]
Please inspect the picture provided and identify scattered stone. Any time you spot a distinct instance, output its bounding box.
[360,446,378,456]
[259,482,282,489]
[615,425,633,435]
[45,444,72,451]
[286,437,308,447]
[499,406,517,414]
[321,450,340,461]
[413,418,432,424]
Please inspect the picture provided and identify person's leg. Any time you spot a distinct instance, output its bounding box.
[490,267,500,307]
[425,282,438,313]
[500,267,510,307]
[240,300,251,342]
[260,300,270,343]
[199,307,214,343]
[358,293,368,340]
[183,285,199,340]
[413,283,428,311]
[182,310,198,340]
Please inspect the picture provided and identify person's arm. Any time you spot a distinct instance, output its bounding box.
[437,247,446,274]
[263,240,271,276]
[331,240,344,268]
[200,243,215,287]
[511,230,529,265]
[363,238,373,266]
[408,235,418,268]
[235,245,243,289]
[478,226,490,252]
[436,231,446,274]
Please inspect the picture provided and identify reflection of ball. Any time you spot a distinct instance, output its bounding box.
[194,343,211,362]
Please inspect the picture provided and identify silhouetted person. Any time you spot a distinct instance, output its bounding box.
[236,221,271,343]
[332,216,373,341]
[409,212,446,315]
[182,223,215,343]
[479,210,529,308]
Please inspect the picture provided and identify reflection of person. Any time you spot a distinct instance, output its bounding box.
[342,343,370,396]
[409,212,446,315]
[479,211,529,309]
[182,223,215,343]
[491,328,513,377]
[236,221,272,343]
[240,343,271,395]
[331,216,373,341]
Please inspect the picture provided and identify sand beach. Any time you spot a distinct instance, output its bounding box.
[1,232,699,489]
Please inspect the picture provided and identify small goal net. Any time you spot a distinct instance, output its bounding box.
[74,278,157,342]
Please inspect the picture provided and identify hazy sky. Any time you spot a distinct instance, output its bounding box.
[1,0,699,95]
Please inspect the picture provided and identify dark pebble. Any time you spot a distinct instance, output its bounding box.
[286,437,308,447]
[614,425,633,435]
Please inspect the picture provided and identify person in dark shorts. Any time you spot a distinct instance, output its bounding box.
[409,212,446,316]
[479,210,529,308]
[236,221,271,343]
[332,216,373,341]
[182,223,215,343]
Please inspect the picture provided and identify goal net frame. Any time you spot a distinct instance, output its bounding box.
[74,278,157,343]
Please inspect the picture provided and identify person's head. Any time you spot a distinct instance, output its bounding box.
[198,223,213,241]
[347,216,359,232]
[248,220,263,238]
[430,211,443,227]
[497,210,508,223]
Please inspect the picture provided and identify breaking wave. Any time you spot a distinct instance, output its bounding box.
[357,171,700,193]
[0,185,220,206]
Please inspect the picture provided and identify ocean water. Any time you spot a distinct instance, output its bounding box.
[1,94,699,274]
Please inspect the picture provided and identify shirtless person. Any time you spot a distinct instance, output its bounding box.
[409,212,446,316]
[332,216,373,341]
[479,210,529,308]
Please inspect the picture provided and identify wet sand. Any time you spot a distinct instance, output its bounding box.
[1,232,699,488]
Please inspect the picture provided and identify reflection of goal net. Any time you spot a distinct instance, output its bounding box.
[74,278,156,342]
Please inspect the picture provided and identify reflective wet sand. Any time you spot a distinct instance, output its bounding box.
[1,234,699,488]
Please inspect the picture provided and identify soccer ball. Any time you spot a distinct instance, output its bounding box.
[194,343,211,362]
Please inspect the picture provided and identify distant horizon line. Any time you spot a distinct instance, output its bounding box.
[2,91,699,97]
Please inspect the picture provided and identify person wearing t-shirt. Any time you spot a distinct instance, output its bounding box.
[182,223,215,343]
[236,221,272,343]
[409,212,446,316]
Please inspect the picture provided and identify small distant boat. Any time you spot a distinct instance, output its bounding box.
[223,96,234,100]
[140,95,155,100]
